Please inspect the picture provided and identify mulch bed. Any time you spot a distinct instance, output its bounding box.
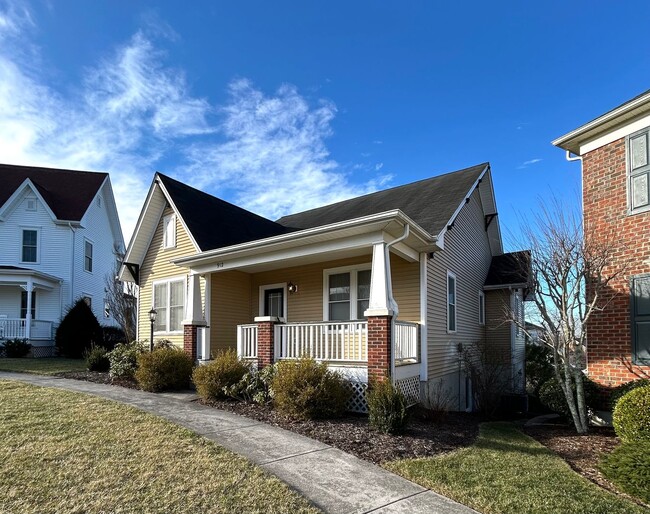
[56,371,139,389]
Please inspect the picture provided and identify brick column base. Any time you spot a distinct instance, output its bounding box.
[367,315,392,382]
[257,320,275,368]
[183,325,198,360]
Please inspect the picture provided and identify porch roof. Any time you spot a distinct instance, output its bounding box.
[0,266,62,290]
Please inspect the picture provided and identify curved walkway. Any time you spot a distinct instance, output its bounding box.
[0,372,476,514]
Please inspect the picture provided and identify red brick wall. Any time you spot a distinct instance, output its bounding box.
[257,321,275,368]
[367,316,392,382]
[582,137,650,387]
[183,325,198,360]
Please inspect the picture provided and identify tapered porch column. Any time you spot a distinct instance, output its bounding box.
[24,278,33,341]
[182,273,206,360]
[365,242,397,382]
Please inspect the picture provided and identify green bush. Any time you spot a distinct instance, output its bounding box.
[525,343,554,396]
[192,349,250,400]
[366,379,410,434]
[55,299,102,358]
[612,385,650,443]
[100,326,126,351]
[135,347,195,392]
[108,341,145,379]
[3,338,31,358]
[224,363,277,404]
[271,357,349,420]
[153,339,176,350]
[84,345,110,372]
[538,376,599,417]
[610,379,650,410]
[600,442,650,503]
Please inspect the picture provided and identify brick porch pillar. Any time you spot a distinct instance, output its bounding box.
[367,315,393,382]
[183,324,198,360]
[255,316,277,368]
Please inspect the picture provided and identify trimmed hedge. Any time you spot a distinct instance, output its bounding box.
[610,379,650,410]
[3,338,31,358]
[600,442,650,503]
[366,379,409,434]
[85,345,110,372]
[192,349,250,400]
[612,385,650,443]
[55,299,102,358]
[135,347,195,392]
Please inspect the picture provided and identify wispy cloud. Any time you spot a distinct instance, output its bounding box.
[518,158,542,169]
[0,1,390,241]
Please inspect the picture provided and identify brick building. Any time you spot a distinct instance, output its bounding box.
[553,90,650,387]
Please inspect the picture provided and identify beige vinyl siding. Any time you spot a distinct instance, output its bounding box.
[138,206,199,347]
[426,188,493,378]
[210,271,251,354]
[485,289,512,354]
[391,256,420,322]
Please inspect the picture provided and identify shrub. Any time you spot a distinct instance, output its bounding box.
[610,379,650,410]
[538,376,599,417]
[3,338,31,358]
[366,379,410,434]
[135,347,195,392]
[84,345,110,372]
[108,341,145,379]
[55,299,102,358]
[525,342,554,396]
[271,357,349,420]
[600,442,650,503]
[153,339,176,350]
[100,326,126,351]
[224,363,277,404]
[192,349,250,400]
[612,385,650,443]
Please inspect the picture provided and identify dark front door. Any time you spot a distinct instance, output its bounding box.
[264,288,284,319]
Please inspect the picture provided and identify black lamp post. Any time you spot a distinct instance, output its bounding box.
[148,308,157,352]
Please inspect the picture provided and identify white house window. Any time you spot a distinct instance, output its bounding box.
[153,278,185,333]
[628,128,650,213]
[84,240,93,272]
[478,290,485,326]
[325,266,371,321]
[22,229,38,263]
[163,214,176,248]
[447,271,457,332]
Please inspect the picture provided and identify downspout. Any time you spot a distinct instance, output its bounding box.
[68,223,76,309]
[565,150,582,162]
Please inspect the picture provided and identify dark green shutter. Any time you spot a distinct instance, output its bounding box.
[632,276,650,364]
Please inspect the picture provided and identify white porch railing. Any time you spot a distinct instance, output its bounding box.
[237,324,258,359]
[277,321,367,362]
[0,319,53,341]
[394,320,419,363]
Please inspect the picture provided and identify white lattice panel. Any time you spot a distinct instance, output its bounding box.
[395,375,421,406]
[345,381,368,413]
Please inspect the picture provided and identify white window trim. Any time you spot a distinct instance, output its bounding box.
[84,238,94,274]
[25,197,37,211]
[20,227,40,265]
[478,290,485,326]
[323,263,371,321]
[152,275,186,334]
[627,126,650,216]
[259,282,288,322]
[446,270,457,333]
[162,214,177,249]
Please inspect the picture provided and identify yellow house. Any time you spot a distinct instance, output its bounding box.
[120,163,528,411]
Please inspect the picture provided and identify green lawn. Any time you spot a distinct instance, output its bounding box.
[0,357,87,375]
[386,422,648,514]
[0,380,319,514]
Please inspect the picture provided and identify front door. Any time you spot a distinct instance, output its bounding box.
[264,288,284,319]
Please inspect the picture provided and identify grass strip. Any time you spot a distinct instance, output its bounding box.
[0,357,87,375]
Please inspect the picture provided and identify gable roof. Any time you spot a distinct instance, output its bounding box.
[484,251,531,288]
[0,163,107,222]
[157,173,288,252]
[277,163,488,236]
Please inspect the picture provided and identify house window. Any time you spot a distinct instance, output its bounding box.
[628,128,650,213]
[447,271,456,332]
[20,291,36,319]
[325,266,371,321]
[478,291,485,326]
[162,214,176,248]
[21,229,38,263]
[25,198,37,211]
[82,296,92,309]
[153,278,185,333]
[84,240,93,272]
[631,275,650,364]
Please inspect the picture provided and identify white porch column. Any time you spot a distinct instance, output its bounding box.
[25,278,33,340]
[183,273,205,325]
[364,242,398,317]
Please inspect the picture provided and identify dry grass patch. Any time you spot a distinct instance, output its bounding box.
[0,380,319,514]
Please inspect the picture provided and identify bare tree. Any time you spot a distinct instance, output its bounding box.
[104,264,137,342]
[516,199,626,434]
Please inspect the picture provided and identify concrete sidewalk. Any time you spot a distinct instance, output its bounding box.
[0,372,476,514]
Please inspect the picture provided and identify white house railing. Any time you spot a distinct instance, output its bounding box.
[276,321,367,362]
[394,320,419,363]
[0,319,53,341]
[237,324,258,359]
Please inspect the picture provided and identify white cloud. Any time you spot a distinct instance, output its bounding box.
[518,158,542,169]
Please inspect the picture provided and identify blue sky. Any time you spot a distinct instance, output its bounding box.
[2,1,650,245]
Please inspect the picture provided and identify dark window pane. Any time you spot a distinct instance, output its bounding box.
[357,270,371,300]
[329,302,350,321]
[635,277,650,316]
[329,273,350,302]
[357,300,369,319]
[636,321,650,363]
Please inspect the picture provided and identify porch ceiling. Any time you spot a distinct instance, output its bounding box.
[0,266,62,290]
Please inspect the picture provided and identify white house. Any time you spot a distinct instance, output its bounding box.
[0,164,124,355]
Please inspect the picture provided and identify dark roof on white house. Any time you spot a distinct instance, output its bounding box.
[484,251,531,287]
[277,163,488,236]
[0,163,107,222]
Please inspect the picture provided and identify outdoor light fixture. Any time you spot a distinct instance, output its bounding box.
[148,308,157,352]
[288,282,298,294]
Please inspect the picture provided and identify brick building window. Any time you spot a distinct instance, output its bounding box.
[631,275,650,364]
[628,128,650,213]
